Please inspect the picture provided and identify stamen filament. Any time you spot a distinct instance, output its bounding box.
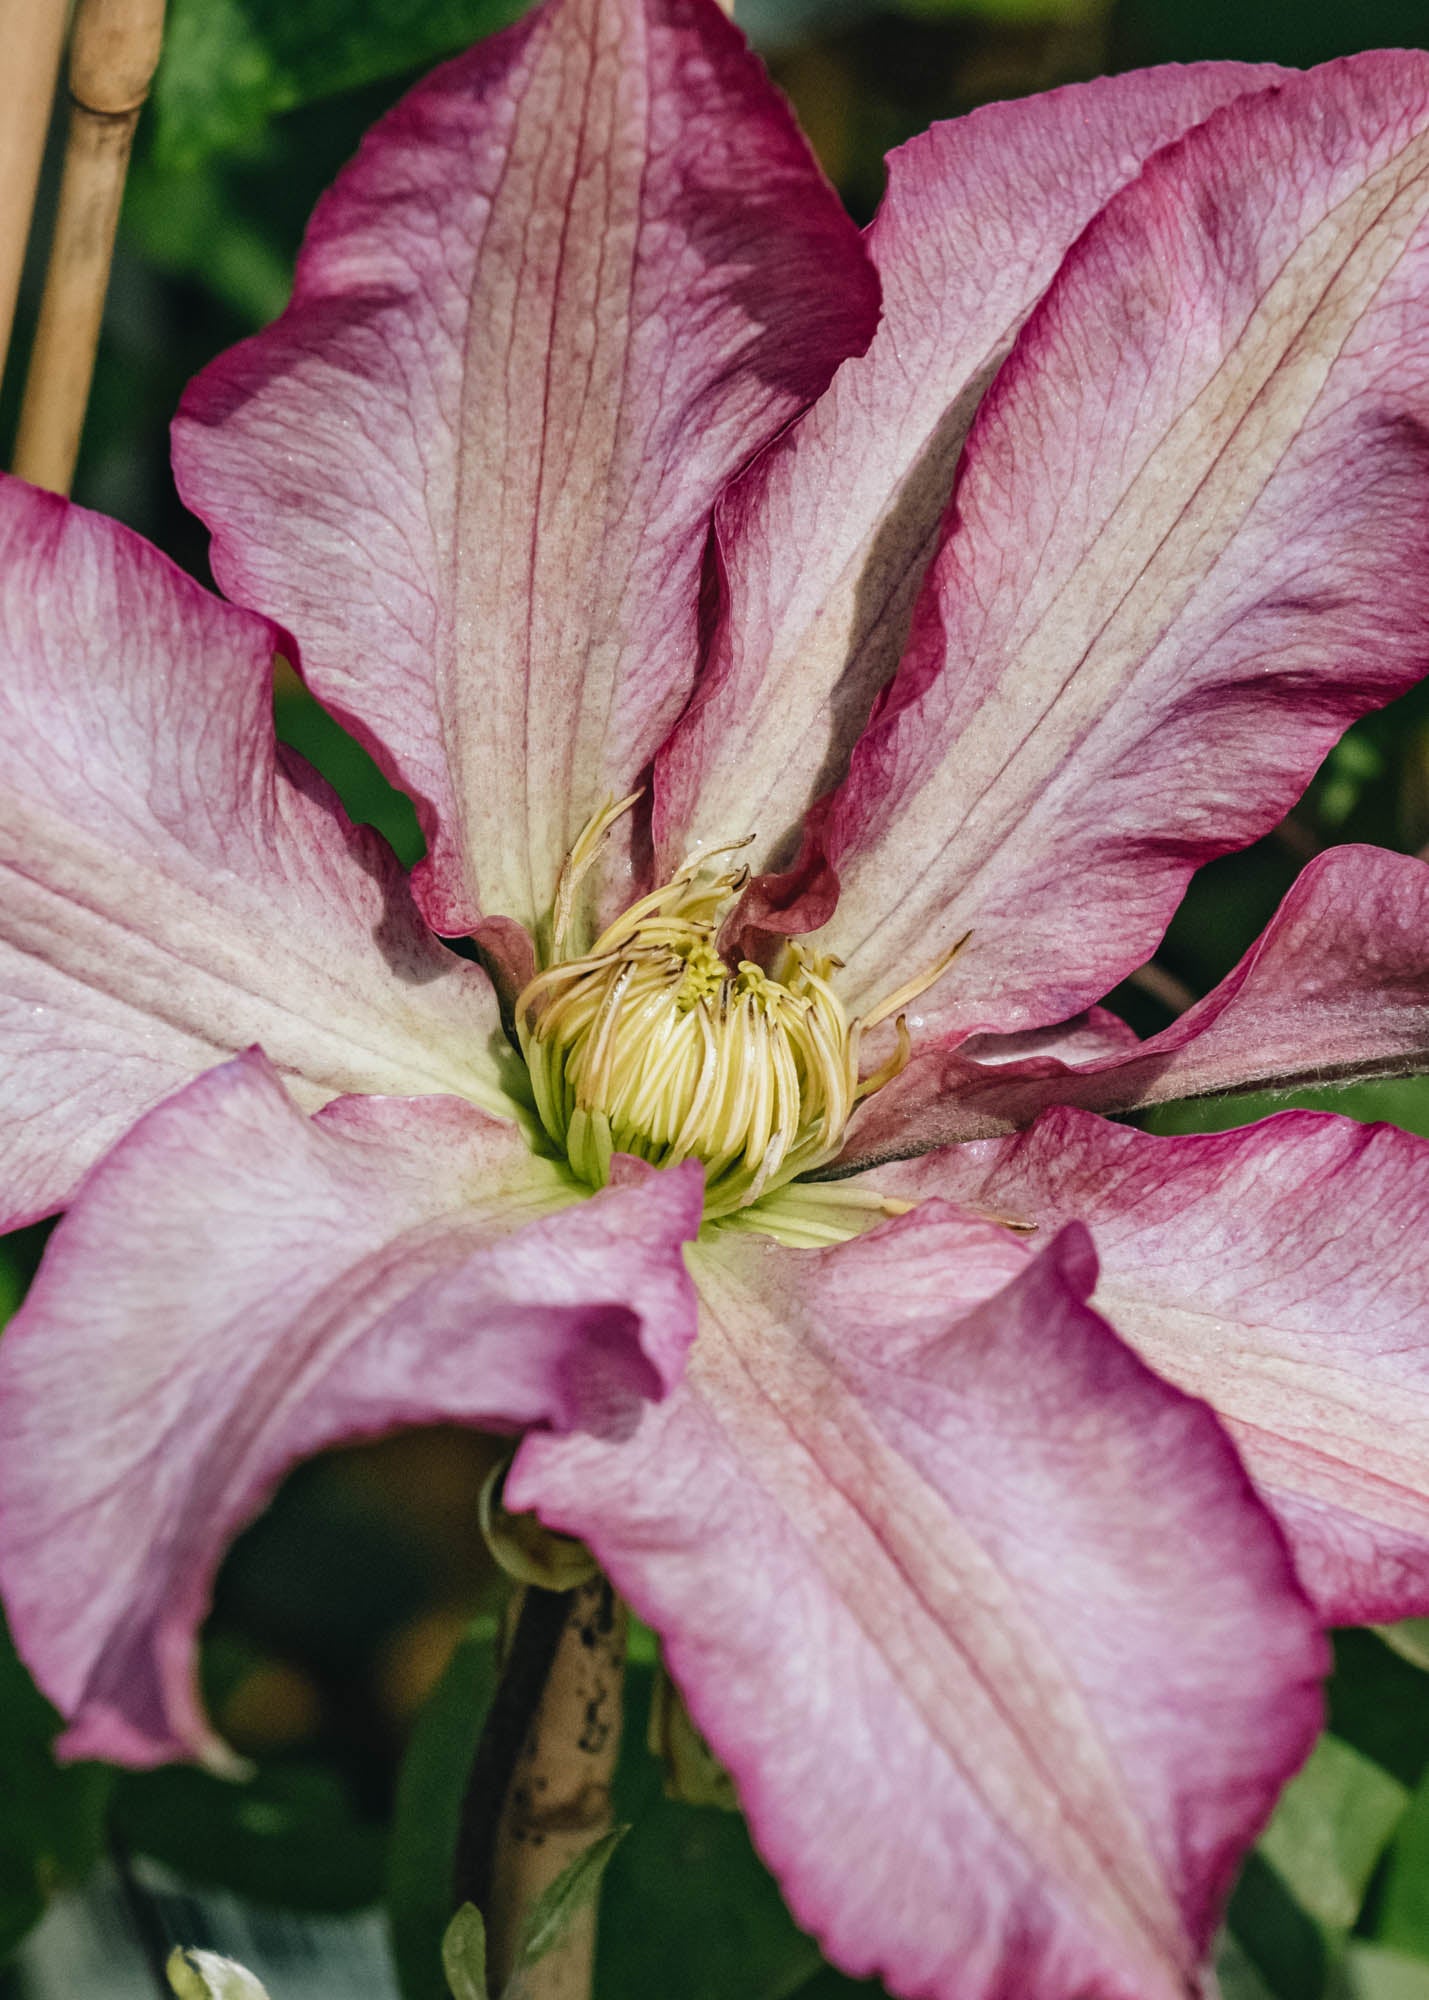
[863,930,972,1030]
[549,789,643,960]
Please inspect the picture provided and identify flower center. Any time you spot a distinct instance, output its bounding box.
[515,797,958,1220]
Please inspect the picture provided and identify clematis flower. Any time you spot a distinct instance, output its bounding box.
[6,1,1429,1992]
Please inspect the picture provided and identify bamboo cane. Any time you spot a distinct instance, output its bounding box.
[0,0,70,396]
[11,0,165,494]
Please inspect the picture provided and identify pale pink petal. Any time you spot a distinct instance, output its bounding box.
[766,56,1429,1033]
[172,0,878,960]
[509,1207,1323,2000]
[654,61,1277,876]
[882,1107,1429,1623]
[839,844,1429,1164]
[0,1052,703,1767]
[0,479,505,1232]
[954,1004,1141,1068]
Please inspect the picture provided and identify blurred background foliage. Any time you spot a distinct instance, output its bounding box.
[4,0,1429,1993]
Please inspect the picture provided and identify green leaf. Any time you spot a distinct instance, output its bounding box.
[152,0,288,168]
[1331,1943,1429,2000]
[275,674,425,869]
[1330,1632,1429,1791]
[1258,1736,1408,1933]
[895,0,1096,22]
[1216,1931,1284,2000]
[1228,1850,1330,2000]
[0,1612,113,1962]
[441,1904,490,2000]
[0,1245,26,1328]
[787,1974,885,1997]
[1226,1731,1412,1998]
[123,154,292,327]
[0,1224,51,1335]
[1225,1734,1409,1999]
[113,1759,384,1913]
[515,1827,627,1970]
[626,1618,660,1667]
[154,0,535,171]
[1372,1765,1429,1958]
[389,1617,500,2000]
[1112,0,1429,70]
[1147,1076,1429,1144]
[596,1662,824,2000]
[1376,1623,1429,1675]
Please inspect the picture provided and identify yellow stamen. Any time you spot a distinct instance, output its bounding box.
[548,788,643,961]
[854,1015,912,1102]
[515,803,967,1221]
[862,930,972,1031]
[721,1183,917,1248]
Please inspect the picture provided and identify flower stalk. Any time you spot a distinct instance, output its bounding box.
[11,0,166,494]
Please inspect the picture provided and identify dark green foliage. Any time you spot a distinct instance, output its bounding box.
[0,1619,112,1960]
[112,1762,387,1913]
[389,1619,500,2000]
[153,0,535,171]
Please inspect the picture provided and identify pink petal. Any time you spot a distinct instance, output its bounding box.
[654,61,1278,877]
[839,843,1429,1165]
[172,0,878,956]
[768,56,1429,1034]
[509,1207,1323,2000]
[0,479,505,1232]
[882,1106,1429,1623]
[955,1004,1142,1068]
[0,1052,703,1765]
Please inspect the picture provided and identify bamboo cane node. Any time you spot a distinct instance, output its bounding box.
[0,0,70,390]
[10,0,167,492]
[69,0,166,115]
[66,93,150,125]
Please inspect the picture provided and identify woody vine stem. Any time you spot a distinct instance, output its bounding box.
[456,1580,627,1998]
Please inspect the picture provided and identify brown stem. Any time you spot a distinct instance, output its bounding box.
[0,0,69,395]
[1126,959,1197,1019]
[460,1579,626,2000]
[11,0,166,494]
[454,1585,575,1917]
[1271,811,1325,863]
